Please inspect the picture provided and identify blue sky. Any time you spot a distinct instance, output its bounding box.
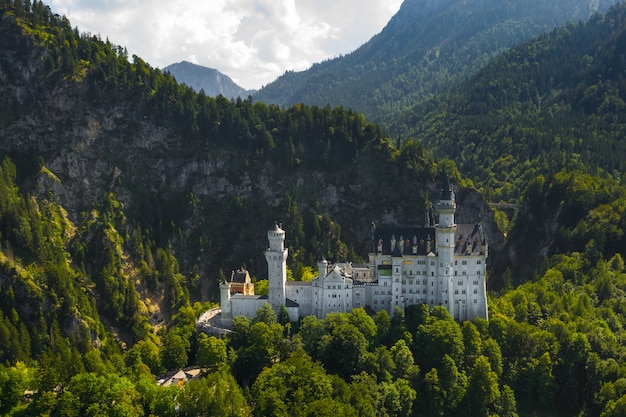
[47,0,403,90]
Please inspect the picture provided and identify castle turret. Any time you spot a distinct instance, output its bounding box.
[265,223,288,314]
[437,176,457,314]
[318,258,328,280]
[219,281,232,324]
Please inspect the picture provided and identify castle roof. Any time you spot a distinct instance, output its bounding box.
[231,268,251,284]
[373,227,435,255]
[270,222,284,233]
[441,175,453,201]
[454,223,487,256]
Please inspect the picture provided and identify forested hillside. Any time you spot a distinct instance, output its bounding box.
[410,1,626,201]
[254,0,620,128]
[3,1,626,416]
[404,1,626,281]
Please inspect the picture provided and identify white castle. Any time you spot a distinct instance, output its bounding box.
[220,179,488,325]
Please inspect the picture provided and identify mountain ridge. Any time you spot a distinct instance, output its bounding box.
[163,60,253,98]
[254,0,620,128]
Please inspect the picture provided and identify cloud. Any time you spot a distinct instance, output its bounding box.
[46,0,402,90]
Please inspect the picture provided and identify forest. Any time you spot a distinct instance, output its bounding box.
[253,0,621,129]
[3,0,626,416]
[406,1,626,206]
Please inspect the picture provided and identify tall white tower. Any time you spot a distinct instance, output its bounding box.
[437,176,457,314]
[266,223,288,314]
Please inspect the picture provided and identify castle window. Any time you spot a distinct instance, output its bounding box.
[431,272,434,276]
[455,271,457,275]
[458,280,463,286]
[474,289,478,294]
[473,280,479,285]
[474,299,478,303]
[395,268,399,273]
[462,271,467,275]
[455,290,458,295]
[477,260,482,264]
[462,260,467,265]
[462,290,466,294]
[374,300,378,304]
[455,260,457,265]
[402,289,406,294]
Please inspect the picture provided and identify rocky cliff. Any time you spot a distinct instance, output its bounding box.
[0,6,505,298]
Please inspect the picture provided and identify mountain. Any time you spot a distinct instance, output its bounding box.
[253,0,621,128]
[5,3,626,417]
[406,1,626,282]
[0,0,502,353]
[163,60,253,98]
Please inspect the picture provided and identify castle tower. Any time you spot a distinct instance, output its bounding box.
[265,223,288,314]
[436,176,457,314]
[219,281,232,322]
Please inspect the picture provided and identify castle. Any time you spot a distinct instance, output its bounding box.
[220,179,488,325]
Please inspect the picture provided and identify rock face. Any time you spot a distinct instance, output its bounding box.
[0,12,504,289]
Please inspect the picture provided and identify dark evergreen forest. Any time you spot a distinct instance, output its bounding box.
[2,1,626,416]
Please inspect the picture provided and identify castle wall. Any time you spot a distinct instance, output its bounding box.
[286,282,312,317]
[230,295,267,320]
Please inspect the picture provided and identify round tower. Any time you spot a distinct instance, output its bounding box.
[219,282,232,320]
[318,258,328,280]
[436,176,457,313]
[265,223,288,314]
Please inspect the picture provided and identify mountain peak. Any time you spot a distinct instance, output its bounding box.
[163,61,253,98]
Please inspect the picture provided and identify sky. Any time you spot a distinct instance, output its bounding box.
[46,0,403,90]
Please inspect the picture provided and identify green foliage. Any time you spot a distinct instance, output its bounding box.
[5,3,626,417]
[196,334,227,368]
[54,372,143,417]
[407,2,626,208]
[177,368,250,417]
[254,0,618,132]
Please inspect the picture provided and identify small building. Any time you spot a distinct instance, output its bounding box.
[229,268,254,295]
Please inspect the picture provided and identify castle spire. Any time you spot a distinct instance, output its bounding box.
[441,174,454,202]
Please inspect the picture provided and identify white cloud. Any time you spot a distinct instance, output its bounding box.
[46,0,402,90]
